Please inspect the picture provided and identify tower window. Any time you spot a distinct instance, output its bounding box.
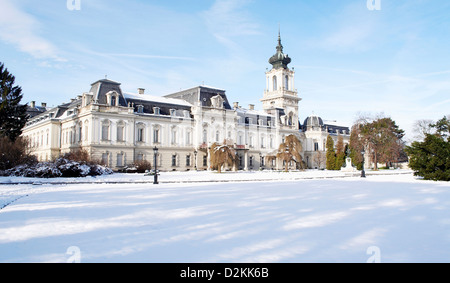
[273,76,277,91]
[285,75,289,90]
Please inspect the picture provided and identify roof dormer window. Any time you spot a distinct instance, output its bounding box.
[106,91,119,107]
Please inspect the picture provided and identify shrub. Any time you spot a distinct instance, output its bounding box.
[0,136,36,170]
[133,160,152,173]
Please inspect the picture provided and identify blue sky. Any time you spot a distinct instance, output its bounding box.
[0,0,449,141]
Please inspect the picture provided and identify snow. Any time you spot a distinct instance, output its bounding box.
[123,92,193,107]
[0,170,449,263]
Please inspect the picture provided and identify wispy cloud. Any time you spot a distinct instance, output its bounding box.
[203,0,260,45]
[310,2,382,52]
[104,53,196,61]
[0,0,63,61]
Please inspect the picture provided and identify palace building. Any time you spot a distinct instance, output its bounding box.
[22,33,350,171]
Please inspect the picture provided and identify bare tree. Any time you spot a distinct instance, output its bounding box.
[209,142,236,173]
[412,119,434,142]
[313,151,326,169]
[276,135,304,171]
[356,116,405,170]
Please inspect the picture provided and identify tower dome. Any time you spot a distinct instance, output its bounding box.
[303,115,324,131]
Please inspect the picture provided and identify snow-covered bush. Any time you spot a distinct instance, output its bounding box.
[0,157,113,178]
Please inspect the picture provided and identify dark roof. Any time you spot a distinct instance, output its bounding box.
[26,106,47,118]
[164,86,232,110]
[302,115,350,135]
[303,116,324,128]
[269,32,291,70]
[89,79,127,107]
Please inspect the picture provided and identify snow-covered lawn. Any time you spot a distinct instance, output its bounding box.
[0,170,449,263]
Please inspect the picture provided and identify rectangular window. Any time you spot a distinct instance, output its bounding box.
[203,155,207,167]
[101,153,108,165]
[137,128,144,142]
[117,126,124,142]
[171,130,177,144]
[172,155,177,167]
[186,131,191,145]
[102,125,109,141]
[153,129,159,143]
[186,155,191,167]
[117,153,123,167]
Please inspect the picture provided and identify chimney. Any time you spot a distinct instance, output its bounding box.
[30,101,36,108]
[249,104,255,110]
[233,102,239,109]
[41,102,47,108]
[138,88,145,95]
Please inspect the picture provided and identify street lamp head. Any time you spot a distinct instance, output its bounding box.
[153,146,158,154]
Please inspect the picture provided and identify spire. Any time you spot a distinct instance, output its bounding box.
[269,28,291,70]
[277,26,283,53]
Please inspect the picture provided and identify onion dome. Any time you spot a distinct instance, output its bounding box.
[269,30,292,69]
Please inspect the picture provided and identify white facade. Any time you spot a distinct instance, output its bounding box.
[23,35,350,171]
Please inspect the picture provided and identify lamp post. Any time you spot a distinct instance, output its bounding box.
[153,146,159,184]
[361,149,366,178]
[259,153,262,170]
[194,150,197,171]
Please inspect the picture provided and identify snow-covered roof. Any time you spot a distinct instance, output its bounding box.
[123,92,192,107]
[235,107,274,117]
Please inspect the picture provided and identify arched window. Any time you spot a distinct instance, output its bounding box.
[273,76,277,91]
[111,96,116,106]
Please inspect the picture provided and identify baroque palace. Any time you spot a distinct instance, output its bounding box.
[22,34,350,172]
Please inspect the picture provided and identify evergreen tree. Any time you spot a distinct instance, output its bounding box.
[326,135,336,170]
[334,135,346,170]
[406,116,450,181]
[0,62,28,141]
